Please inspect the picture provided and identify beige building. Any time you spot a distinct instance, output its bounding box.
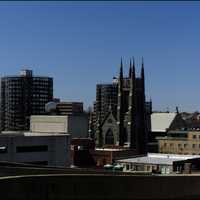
[30,115,88,138]
[157,130,200,155]
[149,112,186,153]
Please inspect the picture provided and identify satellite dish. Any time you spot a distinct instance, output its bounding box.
[45,101,57,113]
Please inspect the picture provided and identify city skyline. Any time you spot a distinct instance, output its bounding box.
[0,2,200,112]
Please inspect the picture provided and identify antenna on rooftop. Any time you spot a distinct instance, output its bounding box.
[176,106,179,114]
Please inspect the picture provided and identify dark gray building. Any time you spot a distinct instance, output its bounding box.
[95,83,118,123]
[0,69,53,131]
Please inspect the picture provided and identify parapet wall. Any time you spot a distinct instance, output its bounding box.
[1,174,200,199]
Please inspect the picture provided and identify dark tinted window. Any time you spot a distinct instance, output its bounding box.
[16,145,48,153]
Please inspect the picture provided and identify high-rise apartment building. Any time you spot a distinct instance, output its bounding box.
[95,83,118,123]
[0,69,53,131]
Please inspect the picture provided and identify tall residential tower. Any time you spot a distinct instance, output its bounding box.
[0,69,53,131]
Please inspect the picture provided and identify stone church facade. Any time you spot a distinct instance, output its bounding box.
[91,58,152,154]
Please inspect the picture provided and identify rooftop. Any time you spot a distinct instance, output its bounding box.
[151,112,177,132]
[96,148,128,152]
[117,153,200,165]
[0,131,69,137]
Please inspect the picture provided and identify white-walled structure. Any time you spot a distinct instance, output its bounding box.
[30,115,88,138]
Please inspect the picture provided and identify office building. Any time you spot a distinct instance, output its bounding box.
[0,131,70,167]
[95,83,118,123]
[0,69,53,131]
[0,114,71,167]
[157,130,200,155]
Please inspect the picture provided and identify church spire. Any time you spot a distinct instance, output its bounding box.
[141,57,145,90]
[132,57,135,78]
[120,57,123,80]
[129,57,136,149]
[129,59,132,78]
[117,57,125,146]
[141,57,144,80]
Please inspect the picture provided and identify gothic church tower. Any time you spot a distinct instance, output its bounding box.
[95,57,149,155]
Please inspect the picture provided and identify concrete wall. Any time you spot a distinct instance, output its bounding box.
[31,115,88,138]
[1,174,200,199]
[0,134,70,167]
[31,116,68,133]
[68,115,88,138]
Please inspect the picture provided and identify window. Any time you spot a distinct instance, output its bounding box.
[105,129,114,145]
[193,144,196,148]
[193,135,197,139]
[16,145,48,153]
[170,143,173,147]
[184,144,187,148]
[147,166,151,171]
[126,164,130,170]
[178,144,182,148]
[0,146,7,153]
[25,161,48,165]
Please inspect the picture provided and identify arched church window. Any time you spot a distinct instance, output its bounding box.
[105,129,114,145]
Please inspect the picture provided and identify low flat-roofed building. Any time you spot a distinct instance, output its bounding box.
[71,138,96,167]
[91,148,138,167]
[30,115,88,138]
[0,131,70,167]
[116,153,200,174]
[56,102,83,115]
[45,101,84,115]
[157,130,200,155]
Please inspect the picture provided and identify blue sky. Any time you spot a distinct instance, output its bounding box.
[0,2,200,112]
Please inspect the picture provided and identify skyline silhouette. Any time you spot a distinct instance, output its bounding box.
[0,2,199,112]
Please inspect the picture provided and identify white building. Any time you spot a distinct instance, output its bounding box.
[30,115,88,138]
[0,114,89,167]
[116,153,200,174]
[0,131,70,167]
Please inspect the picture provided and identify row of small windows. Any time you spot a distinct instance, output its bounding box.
[192,135,200,139]
[164,143,200,149]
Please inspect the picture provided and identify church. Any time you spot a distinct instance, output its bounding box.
[90,58,152,155]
